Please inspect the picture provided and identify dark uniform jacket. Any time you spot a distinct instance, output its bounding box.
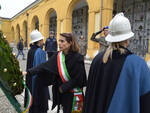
[27,51,87,113]
[91,31,108,52]
[45,37,57,52]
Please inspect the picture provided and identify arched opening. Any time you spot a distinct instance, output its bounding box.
[16,24,20,43]
[31,16,39,31]
[11,27,15,45]
[113,0,150,58]
[44,9,57,38]
[23,21,28,47]
[11,27,15,40]
[72,0,89,56]
[49,11,57,37]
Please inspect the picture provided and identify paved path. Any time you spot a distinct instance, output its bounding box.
[0,47,91,113]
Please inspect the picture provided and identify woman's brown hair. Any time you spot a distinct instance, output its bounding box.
[60,33,79,52]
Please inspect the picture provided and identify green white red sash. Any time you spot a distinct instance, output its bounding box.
[57,51,83,111]
[22,79,32,113]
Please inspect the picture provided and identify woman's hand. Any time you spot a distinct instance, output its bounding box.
[22,71,27,76]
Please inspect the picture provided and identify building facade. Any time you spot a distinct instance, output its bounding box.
[0,0,150,60]
[114,0,150,61]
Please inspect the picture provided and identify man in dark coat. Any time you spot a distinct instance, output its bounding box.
[16,38,25,60]
[45,31,57,59]
[83,13,150,113]
[25,30,49,113]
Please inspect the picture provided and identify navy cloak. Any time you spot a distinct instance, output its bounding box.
[25,45,49,112]
[83,48,150,113]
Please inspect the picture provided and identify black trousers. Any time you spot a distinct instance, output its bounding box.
[47,52,55,60]
[31,74,73,113]
[29,74,53,113]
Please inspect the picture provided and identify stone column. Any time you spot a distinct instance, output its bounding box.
[86,0,114,59]
[102,0,114,28]
[63,17,72,33]
[56,18,62,39]
[86,10,99,59]
[145,40,150,61]
[43,23,49,41]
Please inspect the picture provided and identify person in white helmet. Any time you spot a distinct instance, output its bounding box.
[25,29,50,113]
[83,13,150,113]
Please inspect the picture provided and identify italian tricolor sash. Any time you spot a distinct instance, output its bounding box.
[57,51,83,112]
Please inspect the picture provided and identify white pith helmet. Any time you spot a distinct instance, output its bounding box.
[30,29,44,43]
[105,13,134,43]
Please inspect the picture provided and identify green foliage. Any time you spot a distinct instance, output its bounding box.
[0,30,23,96]
[143,0,149,2]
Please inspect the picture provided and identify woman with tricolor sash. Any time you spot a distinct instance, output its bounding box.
[23,33,87,113]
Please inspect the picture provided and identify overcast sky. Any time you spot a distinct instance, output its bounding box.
[0,0,36,18]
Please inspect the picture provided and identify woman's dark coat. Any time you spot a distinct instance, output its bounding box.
[27,52,87,113]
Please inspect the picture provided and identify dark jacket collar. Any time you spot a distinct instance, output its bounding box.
[112,46,132,59]
[31,44,40,49]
